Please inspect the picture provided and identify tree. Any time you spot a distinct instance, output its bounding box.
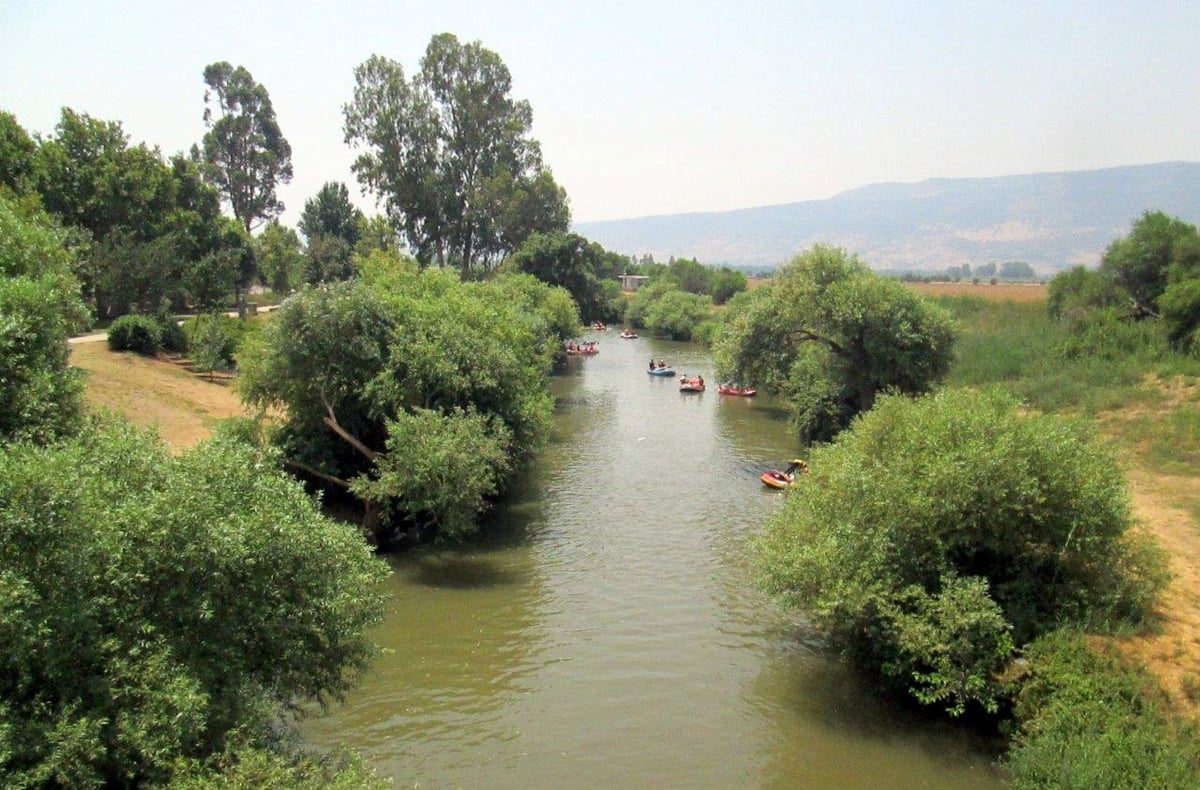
[0,195,88,444]
[0,421,388,785]
[199,62,292,317]
[35,109,178,242]
[237,268,566,542]
[256,219,304,294]
[1099,210,1200,319]
[998,261,1036,281]
[713,245,957,443]
[343,35,570,279]
[299,182,363,283]
[199,62,293,233]
[503,231,622,322]
[32,111,225,318]
[754,389,1166,715]
[0,111,38,196]
[667,257,710,294]
[644,289,712,340]
[300,181,363,248]
[709,266,748,305]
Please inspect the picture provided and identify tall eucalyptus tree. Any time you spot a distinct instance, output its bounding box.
[344,34,569,279]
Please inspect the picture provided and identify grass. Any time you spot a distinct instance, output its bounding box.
[939,296,1200,415]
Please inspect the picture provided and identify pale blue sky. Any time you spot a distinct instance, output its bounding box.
[3,1,1197,227]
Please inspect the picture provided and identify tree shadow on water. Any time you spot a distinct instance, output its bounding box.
[408,554,525,590]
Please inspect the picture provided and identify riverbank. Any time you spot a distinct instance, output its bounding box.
[69,329,1200,722]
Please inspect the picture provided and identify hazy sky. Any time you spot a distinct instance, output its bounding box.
[3,1,1198,228]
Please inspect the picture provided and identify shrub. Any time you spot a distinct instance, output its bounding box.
[1006,631,1200,788]
[754,389,1168,715]
[107,313,164,354]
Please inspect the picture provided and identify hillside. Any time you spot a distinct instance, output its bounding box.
[574,162,1200,274]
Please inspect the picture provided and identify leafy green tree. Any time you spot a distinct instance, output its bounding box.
[755,389,1166,715]
[257,220,305,294]
[0,195,88,444]
[344,34,570,279]
[199,62,293,233]
[709,266,748,305]
[623,278,674,330]
[1047,265,1121,320]
[1099,210,1200,319]
[503,231,622,322]
[713,245,957,443]
[354,213,404,259]
[237,268,563,542]
[0,420,389,785]
[32,111,224,318]
[35,109,177,242]
[644,289,712,340]
[299,182,363,283]
[199,62,292,317]
[667,257,710,294]
[1158,278,1200,353]
[998,261,1036,280]
[0,111,38,196]
[300,181,363,248]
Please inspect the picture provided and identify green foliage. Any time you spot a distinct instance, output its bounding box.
[1059,307,1165,362]
[714,246,957,443]
[299,182,363,285]
[0,196,88,444]
[1006,632,1200,789]
[255,220,304,295]
[709,266,748,304]
[1047,265,1121,320]
[186,314,233,377]
[622,278,676,330]
[200,62,293,232]
[1100,210,1200,319]
[352,407,511,540]
[0,111,38,196]
[1158,278,1200,353]
[344,35,569,278]
[238,269,560,541]
[0,420,388,785]
[942,296,1200,414]
[108,314,165,355]
[504,231,622,322]
[644,289,712,341]
[754,389,1167,715]
[30,109,225,320]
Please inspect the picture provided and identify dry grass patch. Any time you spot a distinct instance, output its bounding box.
[70,340,250,451]
[905,281,1047,302]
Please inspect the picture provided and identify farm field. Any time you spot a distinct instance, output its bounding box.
[905,280,1048,302]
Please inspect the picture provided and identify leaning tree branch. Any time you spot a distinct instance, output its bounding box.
[284,459,352,490]
[319,389,379,462]
[790,327,849,358]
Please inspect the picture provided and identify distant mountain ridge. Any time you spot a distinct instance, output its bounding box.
[573,162,1200,274]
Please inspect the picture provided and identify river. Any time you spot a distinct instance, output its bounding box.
[300,332,1005,788]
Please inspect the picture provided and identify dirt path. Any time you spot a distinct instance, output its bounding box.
[1119,466,1200,716]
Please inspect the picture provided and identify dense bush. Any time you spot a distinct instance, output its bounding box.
[0,420,389,785]
[1006,632,1200,788]
[755,389,1168,715]
[0,194,88,444]
[107,313,164,354]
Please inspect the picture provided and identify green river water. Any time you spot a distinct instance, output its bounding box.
[300,332,1006,788]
